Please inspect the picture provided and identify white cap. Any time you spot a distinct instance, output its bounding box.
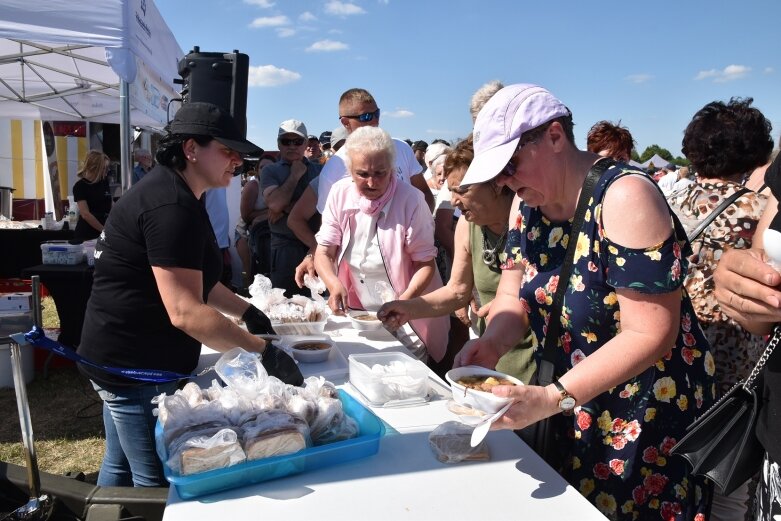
[278,119,307,139]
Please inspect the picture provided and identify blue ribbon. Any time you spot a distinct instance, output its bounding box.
[21,325,197,383]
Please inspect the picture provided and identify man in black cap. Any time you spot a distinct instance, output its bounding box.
[305,134,323,163]
[412,140,428,170]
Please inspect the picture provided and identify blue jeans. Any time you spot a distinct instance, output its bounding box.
[92,380,179,487]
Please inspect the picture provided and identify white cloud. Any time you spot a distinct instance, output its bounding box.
[625,73,652,84]
[426,129,458,136]
[384,109,414,118]
[244,0,275,7]
[695,64,751,83]
[325,1,366,16]
[300,11,316,22]
[249,15,289,28]
[306,39,349,52]
[764,67,775,74]
[247,65,301,87]
[277,27,296,37]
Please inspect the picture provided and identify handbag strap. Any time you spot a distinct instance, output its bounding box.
[537,158,614,386]
[744,324,781,389]
[687,187,751,243]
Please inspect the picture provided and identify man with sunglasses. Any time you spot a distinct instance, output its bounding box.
[316,88,435,214]
[260,119,322,296]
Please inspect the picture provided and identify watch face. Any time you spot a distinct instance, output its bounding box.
[560,396,577,410]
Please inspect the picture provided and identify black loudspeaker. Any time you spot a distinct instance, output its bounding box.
[177,47,250,137]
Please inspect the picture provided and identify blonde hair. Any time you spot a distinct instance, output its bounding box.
[78,150,110,183]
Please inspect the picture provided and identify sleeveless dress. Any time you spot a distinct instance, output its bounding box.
[504,164,715,520]
[469,222,536,384]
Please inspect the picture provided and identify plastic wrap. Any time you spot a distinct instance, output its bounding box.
[214,347,268,395]
[309,396,359,445]
[428,421,490,463]
[156,351,359,479]
[248,274,329,324]
[167,427,246,475]
[241,410,310,460]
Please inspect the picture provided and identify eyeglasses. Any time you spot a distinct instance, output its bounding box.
[279,137,305,147]
[340,109,381,122]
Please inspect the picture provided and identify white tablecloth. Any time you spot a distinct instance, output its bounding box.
[164,316,606,521]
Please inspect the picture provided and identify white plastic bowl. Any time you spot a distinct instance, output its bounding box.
[288,337,334,363]
[445,366,523,413]
[347,310,382,331]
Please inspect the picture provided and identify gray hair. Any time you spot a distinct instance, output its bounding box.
[424,142,451,171]
[134,148,152,160]
[343,126,396,172]
[470,80,504,122]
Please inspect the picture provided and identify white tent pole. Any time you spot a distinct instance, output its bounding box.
[120,78,131,194]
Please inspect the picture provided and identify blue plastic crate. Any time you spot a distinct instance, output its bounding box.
[156,389,385,499]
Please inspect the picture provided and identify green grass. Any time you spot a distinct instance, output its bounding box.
[0,297,104,481]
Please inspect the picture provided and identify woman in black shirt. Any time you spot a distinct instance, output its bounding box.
[714,152,781,520]
[78,103,301,487]
[72,150,113,241]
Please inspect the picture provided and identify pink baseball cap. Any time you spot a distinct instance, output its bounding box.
[461,84,570,186]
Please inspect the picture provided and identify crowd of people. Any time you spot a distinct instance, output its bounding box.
[73,82,781,521]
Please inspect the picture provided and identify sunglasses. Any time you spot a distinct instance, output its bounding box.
[279,137,305,147]
[340,108,381,122]
[500,137,542,177]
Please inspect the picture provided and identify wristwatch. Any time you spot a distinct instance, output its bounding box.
[553,380,577,415]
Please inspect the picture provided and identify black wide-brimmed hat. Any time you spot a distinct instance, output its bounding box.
[170,102,262,155]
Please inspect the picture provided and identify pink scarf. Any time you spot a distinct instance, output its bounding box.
[354,173,398,215]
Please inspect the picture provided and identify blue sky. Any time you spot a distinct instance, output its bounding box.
[156,0,781,158]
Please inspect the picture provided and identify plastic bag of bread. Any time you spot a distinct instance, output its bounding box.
[429,421,490,464]
[241,410,310,460]
[248,274,328,324]
[309,396,359,445]
[167,427,246,475]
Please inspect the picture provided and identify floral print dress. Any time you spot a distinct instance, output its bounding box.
[503,164,716,520]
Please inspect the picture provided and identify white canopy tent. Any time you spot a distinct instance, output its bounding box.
[0,0,184,193]
[641,154,673,171]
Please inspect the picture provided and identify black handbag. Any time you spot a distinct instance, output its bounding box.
[670,325,779,495]
[520,158,613,466]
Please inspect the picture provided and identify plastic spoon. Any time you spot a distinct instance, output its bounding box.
[470,401,513,447]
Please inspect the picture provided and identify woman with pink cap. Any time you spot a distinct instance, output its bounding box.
[455,84,714,519]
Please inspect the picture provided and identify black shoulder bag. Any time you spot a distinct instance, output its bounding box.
[521,158,613,466]
[670,325,778,495]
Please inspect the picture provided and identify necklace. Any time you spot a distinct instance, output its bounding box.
[481,226,509,266]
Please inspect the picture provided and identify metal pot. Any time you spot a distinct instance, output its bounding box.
[0,186,14,219]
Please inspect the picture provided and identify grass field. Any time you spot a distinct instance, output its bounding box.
[0,297,104,482]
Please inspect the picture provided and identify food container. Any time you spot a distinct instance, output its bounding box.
[156,390,385,499]
[289,337,333,364]
[40,241,84,265]
[349,352,429,406]
[347,310,382,331]
[445,366,523,414]
[271,319,327,336]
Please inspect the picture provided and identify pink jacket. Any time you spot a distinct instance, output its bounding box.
[317,177,450,362]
